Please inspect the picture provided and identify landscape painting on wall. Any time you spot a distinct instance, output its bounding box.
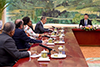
[6,0,100,25]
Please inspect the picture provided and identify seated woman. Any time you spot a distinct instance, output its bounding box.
[29,21,35,32]
[22,17,40,39]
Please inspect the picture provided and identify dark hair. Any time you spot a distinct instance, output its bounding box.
[22,17,30,25]
[40,16,46,20]
[84,14,89,17]
[15,21,22,28]
[3,22,15,33]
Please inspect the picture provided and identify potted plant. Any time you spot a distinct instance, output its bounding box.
[0,0,10,30]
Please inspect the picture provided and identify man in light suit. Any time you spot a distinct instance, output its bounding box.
[35,16,52,34]
[0,22,34,66]
[79,14,92,27]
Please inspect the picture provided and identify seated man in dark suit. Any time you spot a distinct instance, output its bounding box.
[0,22,34,66]
[35,16,52,34]
[12,19,44,50]
[79,14,92,27]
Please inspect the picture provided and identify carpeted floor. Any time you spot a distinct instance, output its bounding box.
[80,46,100,67]
[80,46,100,58]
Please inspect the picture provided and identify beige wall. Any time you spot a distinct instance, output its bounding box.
[2,9,6,28]
[0,9,6,34]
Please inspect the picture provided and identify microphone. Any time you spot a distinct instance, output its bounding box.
[52,26,58,30]
[52,26,55,28]
[39,44,58,54]
[42,35,55,40]
[42,35,51,38]
[39,44,52,51]
[49,30,53,32]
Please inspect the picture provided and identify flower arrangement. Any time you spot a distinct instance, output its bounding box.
[81,25,97,31]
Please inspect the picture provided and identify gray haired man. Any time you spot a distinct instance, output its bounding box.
[0,22,34,66]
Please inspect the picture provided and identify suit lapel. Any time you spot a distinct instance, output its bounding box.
[83,19,85,26]
[40,21,43,27]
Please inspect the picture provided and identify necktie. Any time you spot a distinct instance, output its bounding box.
[85,20,87,26]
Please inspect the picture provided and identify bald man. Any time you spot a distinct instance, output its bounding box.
[12,19,43,50]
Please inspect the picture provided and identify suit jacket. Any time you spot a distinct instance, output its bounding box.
[79,19,92,27]
[35,21,49,34]
[0,32,29,66]
[12,28,42,49]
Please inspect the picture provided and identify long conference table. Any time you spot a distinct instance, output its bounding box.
[13,28,88,67]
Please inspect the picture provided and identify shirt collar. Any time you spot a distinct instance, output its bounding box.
[2,32,10,36]
[40,21,43,25]
[84,20,88,21]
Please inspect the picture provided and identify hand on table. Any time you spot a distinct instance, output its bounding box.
[42,39,48,46]
[49,28,53,31]
[49,29,53,32]
[39,34,45,37]
[30,47,38,55]
[44,33,48,35]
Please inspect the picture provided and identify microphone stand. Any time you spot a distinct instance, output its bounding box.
[39,44,58,55]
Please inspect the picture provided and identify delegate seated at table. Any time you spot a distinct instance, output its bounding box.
[12,19,45,50]
[79,14,92,27]
[0,22,35,66]
[29,21,35,32]
[35,16,52,34]
[22,17,41,39]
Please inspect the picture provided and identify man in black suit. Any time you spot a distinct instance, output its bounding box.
[35,16,52,34]
[0,22,34,66]
[12,19,45,50]
[79,14,92,27]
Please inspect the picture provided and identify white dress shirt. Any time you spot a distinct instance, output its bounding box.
[84,20,88,25]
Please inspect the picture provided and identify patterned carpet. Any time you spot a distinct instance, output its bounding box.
[80,46,100,67]
[86,57,100,67]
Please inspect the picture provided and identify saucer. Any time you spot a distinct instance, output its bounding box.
[51,54,66,58]
[38,57,50,61]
